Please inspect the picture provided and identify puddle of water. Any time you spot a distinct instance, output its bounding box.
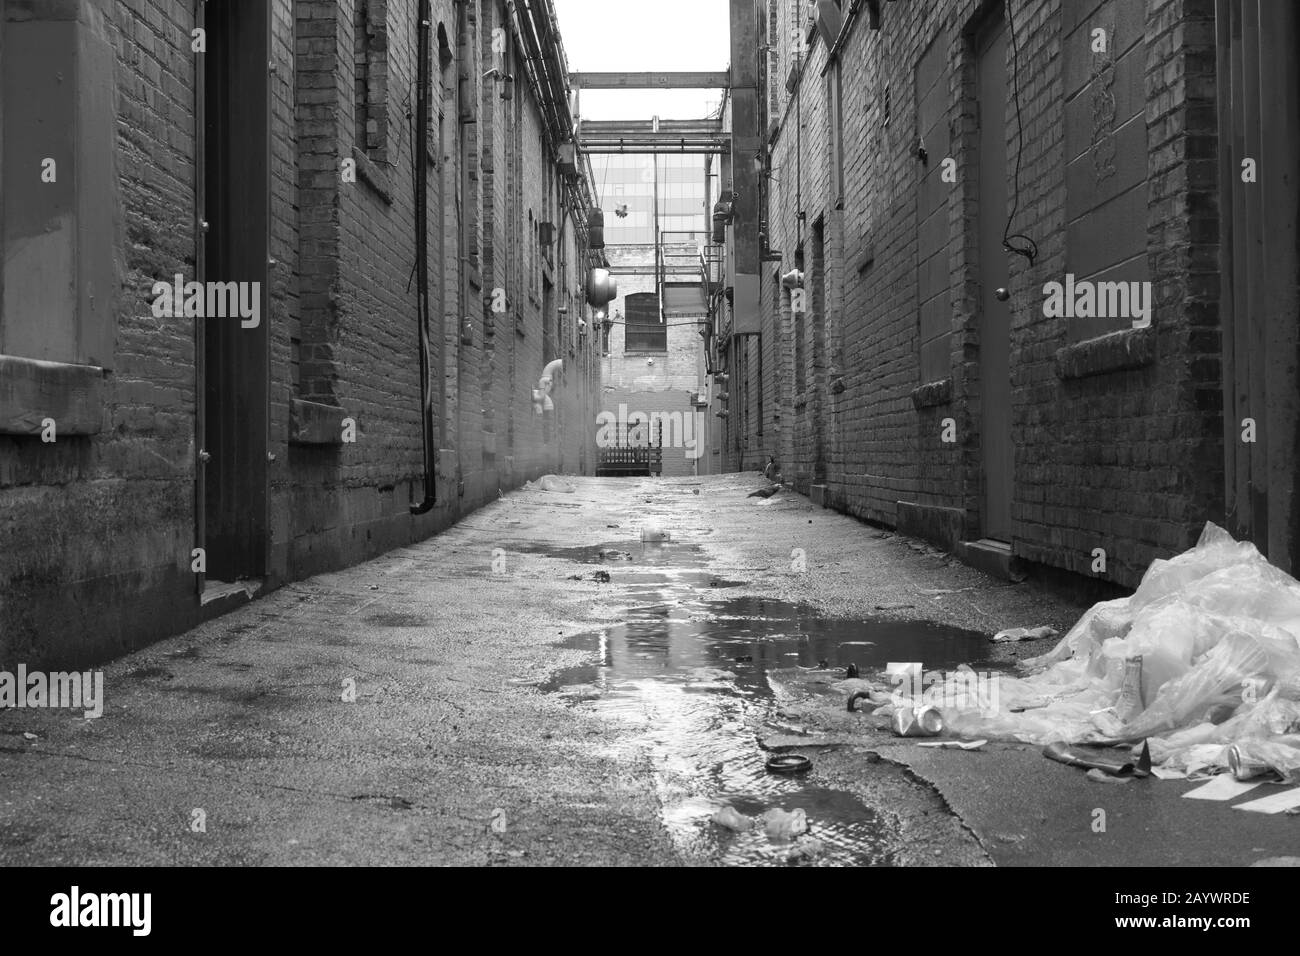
[545,590,993,866]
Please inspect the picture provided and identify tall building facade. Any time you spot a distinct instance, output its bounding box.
[592,154,716,476]
[0,0,602,667]
[713,0,1300,589]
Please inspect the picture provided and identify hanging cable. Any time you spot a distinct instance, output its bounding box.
[1002,0,1037,266]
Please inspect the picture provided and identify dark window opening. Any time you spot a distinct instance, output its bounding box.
[624,292,666,352]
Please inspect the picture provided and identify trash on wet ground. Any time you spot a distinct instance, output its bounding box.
[640,524,671,542]
[1042,740,1152,778]
[765,753,813,774]
[599,549,632,561]
[892,702,944,737]
[935,523,1300,787]
[711,805,755,832]
[1086,768,1133,784]
[592,570,612,583]
[917,738,987,750]
[536,475,576,493]
[761,807,808,841]
[990,625,1059,643]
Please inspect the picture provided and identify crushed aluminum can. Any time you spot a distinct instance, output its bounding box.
[892,702,944,737]
[1228,744,1273,781]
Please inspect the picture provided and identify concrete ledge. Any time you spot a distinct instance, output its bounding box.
[352,147,394,205]
[911,377,953,409]
[1055,325,1156,380]
[896,500,966,550]
[954,538,1028,582]
[0,354,103,435]
[289,399,347,445]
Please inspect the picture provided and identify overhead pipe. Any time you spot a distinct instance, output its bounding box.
[410,0,436,515]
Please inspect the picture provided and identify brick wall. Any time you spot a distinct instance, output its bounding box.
[730,0,1227,589]
[0,0,599,667]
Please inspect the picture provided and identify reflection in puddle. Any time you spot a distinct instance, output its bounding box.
[543,547,992,866]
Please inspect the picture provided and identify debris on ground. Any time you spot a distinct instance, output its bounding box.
[917,739,987,750]
[640,524,671,542]
[747,484,781,499]
[892,702,943,737]
[537,475,576,493]
[760,807,808,841]
[711,805,754,832]
[592,570,611,583]
[990,625,1059,643]
[784,835,825,861]
[1042,740,1152,777]
[940,524,1300,782]
[598,549,632,561]
[1086,768,1133,784]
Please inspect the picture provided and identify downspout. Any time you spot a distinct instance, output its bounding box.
[411,0,436,515]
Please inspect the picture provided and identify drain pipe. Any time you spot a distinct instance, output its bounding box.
[410,0,436,515]
[534,358,563,414]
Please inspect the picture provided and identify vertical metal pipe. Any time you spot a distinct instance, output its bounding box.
[411,0,437,514]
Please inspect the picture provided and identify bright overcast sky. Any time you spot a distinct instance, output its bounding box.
[553,0,731,121]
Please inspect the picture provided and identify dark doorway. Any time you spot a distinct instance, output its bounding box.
[1216,0,1300,572]
[975,11,1013,542]
[198,0,271,586]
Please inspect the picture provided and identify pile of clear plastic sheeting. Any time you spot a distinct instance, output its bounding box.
[942,524,1300,780]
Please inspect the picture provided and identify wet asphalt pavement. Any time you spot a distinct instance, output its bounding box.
[2,474,1294,865]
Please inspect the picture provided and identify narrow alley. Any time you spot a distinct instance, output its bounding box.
[2,473,1294,869]
[2,0,1300,917]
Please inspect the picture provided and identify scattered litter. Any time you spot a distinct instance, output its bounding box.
[747,484,781,499]
[640,524,671,542]
[875,603,914,611]
[711,805,755,832]
[845,663,859,679]
[886,661,922,681]
[22,732,37,740]
[892,703,943,737]
[1086,768,1133,784]
[1234,788,1300,814]
[538,475,576,493]
[760,807,808,841]
[592,570,611,583]
[941,523,1300,788]
[598,549,632,561]
[785,835,825,861]
[566,574,583,581]
[1182,776,1263,801]
[1151,766,1188,780]
[1115,655,1145,723]
[990,625,1059,643]
[1043,741,1152,777]
[917,739,987,750]
[766,753,813,774]
[606,523,620,528]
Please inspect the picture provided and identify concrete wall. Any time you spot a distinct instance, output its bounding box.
[0,0,599,667]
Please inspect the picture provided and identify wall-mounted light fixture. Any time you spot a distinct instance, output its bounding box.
[483,67,514,100]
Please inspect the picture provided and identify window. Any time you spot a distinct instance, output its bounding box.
[624,293,666,352]
[1,5,116,372]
